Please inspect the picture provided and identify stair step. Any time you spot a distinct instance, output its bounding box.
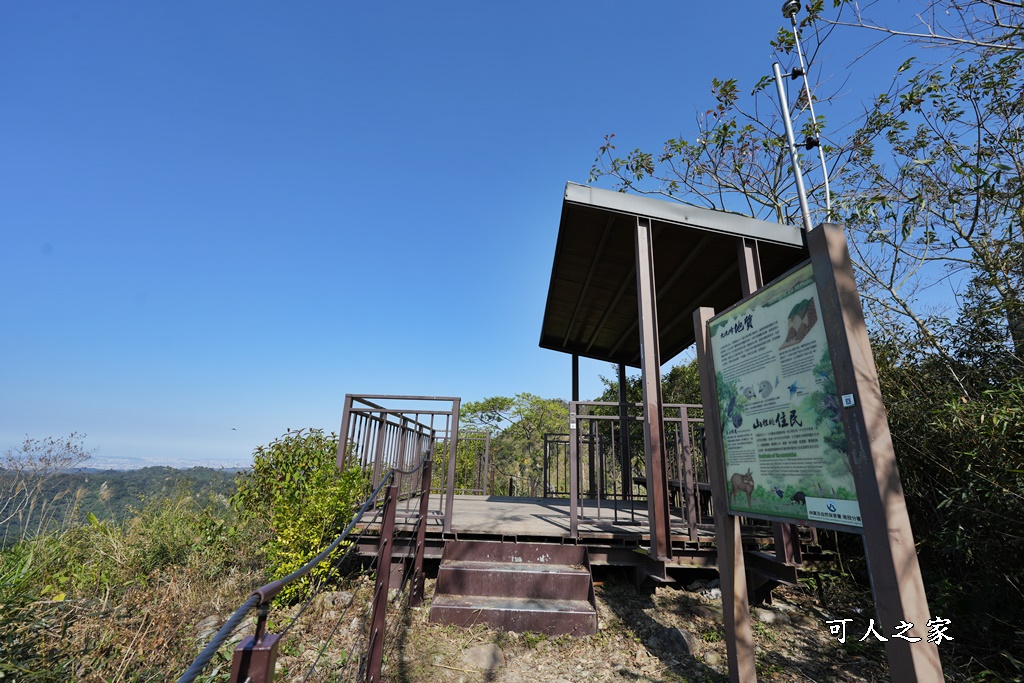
[442,560,589,573]
[430,540,598,636]
[429,595,597,636]
[441,540,588,565]
[437,560,591,600]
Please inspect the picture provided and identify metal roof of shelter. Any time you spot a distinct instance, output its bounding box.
[540,183,810,368]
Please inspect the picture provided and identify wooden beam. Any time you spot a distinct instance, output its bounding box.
[609,234,714,358]
[563,216,615,347]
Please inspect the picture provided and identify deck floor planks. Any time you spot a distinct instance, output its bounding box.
[392,494,712,542]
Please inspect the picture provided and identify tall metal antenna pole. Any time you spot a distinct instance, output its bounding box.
[786,3,832,215]
[773,62,814,234]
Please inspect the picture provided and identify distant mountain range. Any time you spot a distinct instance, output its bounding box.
[82,456,251,471]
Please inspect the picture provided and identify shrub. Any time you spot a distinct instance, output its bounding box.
[0,544,74,681]
[232,429,367,602]
[873,337,1024,676]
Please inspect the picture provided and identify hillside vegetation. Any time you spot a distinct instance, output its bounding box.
[1,456,236,547]
[0,429,365,682]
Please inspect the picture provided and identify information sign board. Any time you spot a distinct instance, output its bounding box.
[708,263,861,528]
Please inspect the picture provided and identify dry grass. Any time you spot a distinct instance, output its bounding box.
[0,494,269,682]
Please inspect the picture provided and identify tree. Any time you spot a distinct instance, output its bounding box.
[590,1,1023,386]
[839,46,1024,370]
[826,0,1023,54]
[661,360,703,405]
[588,3,1023,675]
[461,393,568,496]
[591,360,704,481]
[588,4,850,226]
[593,359,702,406]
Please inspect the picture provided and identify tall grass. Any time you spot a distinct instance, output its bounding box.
[0,435,93,548]
[0,479,269,681]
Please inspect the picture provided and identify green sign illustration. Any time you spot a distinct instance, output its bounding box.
[708,264,861,528]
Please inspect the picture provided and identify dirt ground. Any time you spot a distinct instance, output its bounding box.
[381,572,891,683]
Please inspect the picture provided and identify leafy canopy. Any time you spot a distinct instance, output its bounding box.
[461,393,568,496]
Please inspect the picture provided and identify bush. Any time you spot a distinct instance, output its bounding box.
[232,428,367,602]
[0,544,73,680]
[874,338,1024,677]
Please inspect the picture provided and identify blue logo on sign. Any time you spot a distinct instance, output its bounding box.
[827,501,837,512]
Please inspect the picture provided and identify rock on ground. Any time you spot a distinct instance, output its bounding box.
[461,643,505,671]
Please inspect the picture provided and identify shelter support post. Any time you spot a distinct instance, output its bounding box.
[737,236,801,566]
[808,224,942,682]
[695,307,757,683]
[572,353,580,402]
[635,216,671,561]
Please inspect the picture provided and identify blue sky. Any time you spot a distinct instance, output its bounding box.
[1,2,914,468]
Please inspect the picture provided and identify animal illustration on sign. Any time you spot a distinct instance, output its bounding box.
[791,491,806,505]
[730,469,755,507]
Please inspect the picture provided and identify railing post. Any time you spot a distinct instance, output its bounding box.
[587,418,597,499]
[410,458,432,607]
[443,399,460,534]
[338,394,355,470]
[229,602,281,683]
[617,364,633,520]
[366,482,398,683]
[682,407,698,542]
[483,432,491,495]
[372,415,387,489]
[542,434,550,498]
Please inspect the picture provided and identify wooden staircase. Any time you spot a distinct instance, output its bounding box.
[428,540,598,636]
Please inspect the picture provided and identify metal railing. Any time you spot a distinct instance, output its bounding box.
[435,433,491,496]
[562,402,708,541]
[339,395,461,534]
[542,433,572,497]
[179,441,435,683]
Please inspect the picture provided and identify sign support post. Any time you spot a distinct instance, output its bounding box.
[807,224,942,681]
[695,306,757,683]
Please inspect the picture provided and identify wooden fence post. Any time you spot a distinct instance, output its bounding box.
[410,459,432,607]
[365,482,398,683]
